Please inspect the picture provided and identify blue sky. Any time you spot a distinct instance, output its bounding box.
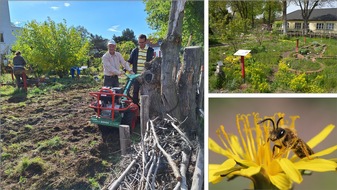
[8,1,156,40]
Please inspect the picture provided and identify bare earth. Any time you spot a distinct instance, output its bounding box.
[0,83,128,189]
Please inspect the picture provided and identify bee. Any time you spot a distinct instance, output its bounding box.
[258,117,314,159]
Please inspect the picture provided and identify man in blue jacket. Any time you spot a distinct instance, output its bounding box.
[128,34,154,105]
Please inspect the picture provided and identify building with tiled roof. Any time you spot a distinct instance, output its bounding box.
[276,8,337,34]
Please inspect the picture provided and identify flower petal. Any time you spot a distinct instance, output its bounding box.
[268,159,283,175]
[310,145,337,157]
[209,159,240,184]
[212,159,237,176]
[229,166,261,178]
[230,135,244,157]
[239,166,261,176]
[209,173,223,184]
[307,124,335,149]
[269,173,293,190]
[294,158,337,172]
[278,158,303,184]
[209,138,233,158]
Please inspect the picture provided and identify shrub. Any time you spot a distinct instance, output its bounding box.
[290,73,307,92]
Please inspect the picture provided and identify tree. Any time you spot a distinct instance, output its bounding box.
[117,41,136,60]
[89,34,108,58]
[228,1,264,29]
[263,0,282,28]
[144,0,203,46]
[293,0,334,35]
[282,0,288,35]
[209,1,232,36]
[112,28,137,44]
[12,18,89,78]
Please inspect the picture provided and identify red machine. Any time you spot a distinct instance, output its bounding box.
[89,86,139,130]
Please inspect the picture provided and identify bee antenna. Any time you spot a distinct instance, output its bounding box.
[258,118,275,130]
[276,117,283,129]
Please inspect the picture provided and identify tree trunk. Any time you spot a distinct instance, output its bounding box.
[160,0,186,120]
[178,46,202,135]
[282,0,287,35]
[140,0,203,136]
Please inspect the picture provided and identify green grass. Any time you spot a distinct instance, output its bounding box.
[0,74,99,98]
[14,156,45,175]
[288,59,322,71]
[37,136,64,151]
[24,124,34,131]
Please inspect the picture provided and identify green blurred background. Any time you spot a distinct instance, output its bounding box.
[209,98,337,190]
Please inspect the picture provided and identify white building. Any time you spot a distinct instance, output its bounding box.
[0,0,20,65]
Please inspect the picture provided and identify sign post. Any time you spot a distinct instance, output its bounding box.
[234,49,251,83]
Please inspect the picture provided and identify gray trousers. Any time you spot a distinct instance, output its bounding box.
[103,75,119,87]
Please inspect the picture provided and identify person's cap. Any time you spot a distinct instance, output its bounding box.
[108,40,116,45]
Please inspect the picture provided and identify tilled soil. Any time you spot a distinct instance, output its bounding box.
[0,84,132,189]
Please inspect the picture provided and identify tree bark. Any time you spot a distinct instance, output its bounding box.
[282,0,287,35]
[160,0,186,119]
[178,46,202,135]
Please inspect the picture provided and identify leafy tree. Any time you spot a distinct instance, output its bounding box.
[89,34,108,58]
[228,1,264,29]
[12,18,90,78]
[262,0,282,28]
[143,0,204,46]
[117,41,136,61]
[209,1,232,36]
[112,28,137,44]
[76,26,91,40]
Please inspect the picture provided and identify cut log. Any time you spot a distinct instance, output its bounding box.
[119,125,130,156]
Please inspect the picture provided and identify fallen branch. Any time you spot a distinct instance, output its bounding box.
[191,147,204,190]
[180,150,191,190]
[166,114,193,147]
[108,152,141,190]
[150,119,182,181]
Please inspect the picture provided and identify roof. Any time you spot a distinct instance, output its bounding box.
[286,8,337,21]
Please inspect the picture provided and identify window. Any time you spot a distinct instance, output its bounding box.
[326,23,334,30]
[295,23,302,29]
[316,23,324,30]
[0,33,4,43]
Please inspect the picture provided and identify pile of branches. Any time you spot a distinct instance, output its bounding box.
[104,115,204,190]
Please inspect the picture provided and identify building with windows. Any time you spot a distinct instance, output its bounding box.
[0,0,20,65]
[275,8,337,34]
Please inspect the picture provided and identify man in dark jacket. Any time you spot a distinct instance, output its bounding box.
[13,51,27,88]
[128,34,154,105]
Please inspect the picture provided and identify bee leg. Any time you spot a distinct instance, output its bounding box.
[272,145,282,158]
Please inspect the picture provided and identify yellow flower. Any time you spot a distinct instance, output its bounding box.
[209,112,337,190]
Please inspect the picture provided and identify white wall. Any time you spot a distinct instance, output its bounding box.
[0,0,17,55]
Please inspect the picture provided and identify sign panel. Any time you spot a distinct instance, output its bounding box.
[234,49,251,56]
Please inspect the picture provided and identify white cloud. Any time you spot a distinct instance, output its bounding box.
[50,6,60,10]
[64,3,70,7]
[108,25,121,32]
